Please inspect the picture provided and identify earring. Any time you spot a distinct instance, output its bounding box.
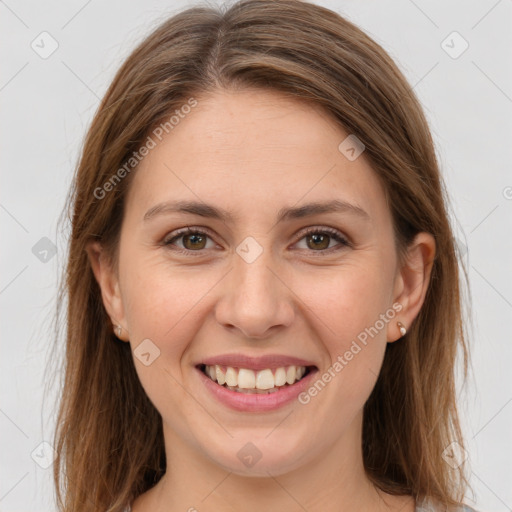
[397,321,407,337]
[115,324,122,337]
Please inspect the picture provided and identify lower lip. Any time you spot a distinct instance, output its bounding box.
[196,366,318,412]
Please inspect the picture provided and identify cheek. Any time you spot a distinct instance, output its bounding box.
[119,259,212,423]
[292,260,392,406]
[295,259,392,343]
[120,256,218,363]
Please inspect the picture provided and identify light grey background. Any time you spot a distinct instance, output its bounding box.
[1,0,511,511]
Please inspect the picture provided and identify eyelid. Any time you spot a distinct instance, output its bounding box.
[163,225,216,242]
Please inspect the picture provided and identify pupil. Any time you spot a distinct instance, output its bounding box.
[184,234,205,249]
[308,233,329,250]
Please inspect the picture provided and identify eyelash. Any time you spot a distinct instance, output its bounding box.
[161,225,351,256]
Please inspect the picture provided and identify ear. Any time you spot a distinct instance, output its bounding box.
[388,232,436,343]
[86,241,129,341]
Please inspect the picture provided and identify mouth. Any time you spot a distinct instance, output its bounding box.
[196,363,316,394]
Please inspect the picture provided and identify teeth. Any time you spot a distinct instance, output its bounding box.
[274,367,287,386]
[255,369,274,390]
[215,365,226,385]
[238,368,256,389]
[225,366,238,387]
[204,364,308,390]
[226,385,280,394]
[286,366,296,384]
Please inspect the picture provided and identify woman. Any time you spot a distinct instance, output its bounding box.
[53,1,477,511]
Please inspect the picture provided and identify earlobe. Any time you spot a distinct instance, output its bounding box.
[86,241,128,341]
[397,321,407,337]
[388,232,436,343]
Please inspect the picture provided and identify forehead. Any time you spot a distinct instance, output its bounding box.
[126,88,389,226]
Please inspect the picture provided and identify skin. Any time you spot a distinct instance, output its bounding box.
[88,88,435,512]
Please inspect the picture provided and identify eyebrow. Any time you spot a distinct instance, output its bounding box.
[143,199,370,223]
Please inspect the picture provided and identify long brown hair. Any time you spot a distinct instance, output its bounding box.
[52,1,472,510]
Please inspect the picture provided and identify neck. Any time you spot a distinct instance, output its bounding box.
[134,412,415,512]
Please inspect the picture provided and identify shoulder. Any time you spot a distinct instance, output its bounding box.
[416,497,480,512]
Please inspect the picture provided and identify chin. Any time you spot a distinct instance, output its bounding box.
[201,434,310,477]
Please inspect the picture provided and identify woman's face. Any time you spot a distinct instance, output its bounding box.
[94,88,432,477]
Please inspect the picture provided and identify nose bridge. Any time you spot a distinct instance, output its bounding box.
[215,236,294,338]
[235,246,276,300]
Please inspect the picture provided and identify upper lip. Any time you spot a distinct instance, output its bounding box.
[198,353,318,371]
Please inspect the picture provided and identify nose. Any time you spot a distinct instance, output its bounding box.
[214,246,295,339]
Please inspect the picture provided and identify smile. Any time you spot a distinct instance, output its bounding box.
[198,364,313,394]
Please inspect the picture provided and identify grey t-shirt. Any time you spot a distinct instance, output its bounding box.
[416,496,479,511]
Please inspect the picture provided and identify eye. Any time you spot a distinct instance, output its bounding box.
[294,226,350,253]
[162,227,217,253]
